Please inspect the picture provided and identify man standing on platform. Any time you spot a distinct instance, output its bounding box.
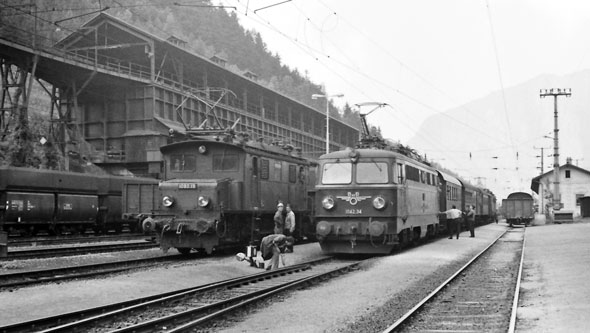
[274,202,284,234]
[442,205,463,239]
[466,205,476,237]
[284,204,296,252]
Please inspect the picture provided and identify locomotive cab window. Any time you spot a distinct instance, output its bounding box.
[322,162,352,184]
[170,154,196,172]
[356,162,388,184]
[213,153,239,171]
[406,165,420,182]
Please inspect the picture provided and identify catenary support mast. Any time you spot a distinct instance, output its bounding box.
[539,88,571,210]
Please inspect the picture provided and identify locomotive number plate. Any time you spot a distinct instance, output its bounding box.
[345,209,362,215]
[178,183,197,189]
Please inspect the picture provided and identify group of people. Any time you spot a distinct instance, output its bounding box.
[259,201,296,270]
[441,205,476,239]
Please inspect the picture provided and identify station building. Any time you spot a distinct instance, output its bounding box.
[530,158,590,217]
[0,12,358,178]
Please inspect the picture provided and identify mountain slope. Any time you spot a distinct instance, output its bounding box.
[408,70,590,199]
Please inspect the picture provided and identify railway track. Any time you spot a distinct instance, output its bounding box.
[8,234,154,248]
[0,257,360,333]
[383,227,526,332]
[0,254,187,289]
[4,241,158,260]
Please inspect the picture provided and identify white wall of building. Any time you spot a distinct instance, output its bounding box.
[537,163,590,217]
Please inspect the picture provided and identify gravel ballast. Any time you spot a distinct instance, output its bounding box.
[0,243,326,326]
[217,224,507,332]
[0,224,509,330]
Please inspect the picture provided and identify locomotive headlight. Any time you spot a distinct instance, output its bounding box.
[322,196,335,210]
[162,196,175,207]
[372,196,386,210]
[198,145,207,154]
[198,196,210,207]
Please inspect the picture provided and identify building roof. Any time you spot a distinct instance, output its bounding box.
[530,162,590,193]
[56,12,357,131]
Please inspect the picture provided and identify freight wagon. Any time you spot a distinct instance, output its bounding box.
[0,166,157,235]
[502,192,534,227]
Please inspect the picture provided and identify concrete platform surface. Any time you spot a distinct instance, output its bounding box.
[517,221,590,332]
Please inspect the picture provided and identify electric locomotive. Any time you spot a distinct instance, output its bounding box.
[313,105,497,254]
[137,127,316,255]
[314,144,440,254]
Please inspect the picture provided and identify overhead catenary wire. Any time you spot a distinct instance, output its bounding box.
[2,1,531,190]
[221,0,533,186]
[227,1,510,149]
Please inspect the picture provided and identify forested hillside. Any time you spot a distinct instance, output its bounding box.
[1,0,359,127]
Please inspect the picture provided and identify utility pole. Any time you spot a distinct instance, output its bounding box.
[534,146,550,214]
[533,146,550,175]
[540,88,571,210]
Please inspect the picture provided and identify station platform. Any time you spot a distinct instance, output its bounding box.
[517,218,590,332]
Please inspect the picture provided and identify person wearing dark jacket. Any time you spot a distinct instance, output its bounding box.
[466,205,476,237]
[260,234,293,270]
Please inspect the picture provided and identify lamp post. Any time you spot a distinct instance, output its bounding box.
[312,93,343,154]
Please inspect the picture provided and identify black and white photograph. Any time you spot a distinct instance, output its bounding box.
[0,1,589,332]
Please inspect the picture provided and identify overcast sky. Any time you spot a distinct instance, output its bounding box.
[217,0,590,141]
[215,0,589,197]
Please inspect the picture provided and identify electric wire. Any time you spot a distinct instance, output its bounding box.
[1,0,529,192]
[229,2,481,149]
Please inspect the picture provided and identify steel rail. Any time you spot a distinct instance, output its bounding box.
[4,241,157,260]
[8,234,152,247]
[166,260,361,333]
[508,228,527,333]
[0,255,185,289]
[38,264,318,333]
[0,257,332,333]
[382,230,509,332]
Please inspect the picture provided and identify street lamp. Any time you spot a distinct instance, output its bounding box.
[312,93,344,154]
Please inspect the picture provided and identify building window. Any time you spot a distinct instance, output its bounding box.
[565,170,571,178]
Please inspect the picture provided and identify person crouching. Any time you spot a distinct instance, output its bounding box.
[260,234,294,270]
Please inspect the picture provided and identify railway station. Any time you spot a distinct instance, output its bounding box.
[1,2,590,333]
